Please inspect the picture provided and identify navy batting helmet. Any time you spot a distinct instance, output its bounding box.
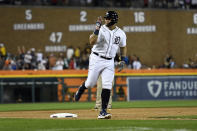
[104,11,118,26]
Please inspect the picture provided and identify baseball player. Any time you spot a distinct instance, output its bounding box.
[75,11,127,119]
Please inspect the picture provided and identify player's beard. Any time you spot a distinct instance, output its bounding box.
[106,21,115,27]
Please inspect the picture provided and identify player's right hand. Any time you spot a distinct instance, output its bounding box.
[95,16,102,30]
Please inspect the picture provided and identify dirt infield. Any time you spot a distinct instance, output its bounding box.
[0,107,197,120]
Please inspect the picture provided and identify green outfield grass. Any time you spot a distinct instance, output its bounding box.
[0,118,197,131]
[0,100,197,131]
[0,100,197,112]
[151,115,197,119]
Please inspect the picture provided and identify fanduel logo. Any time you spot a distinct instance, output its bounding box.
[147,80,162,98]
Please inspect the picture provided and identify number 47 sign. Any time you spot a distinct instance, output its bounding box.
[49,32,63,43]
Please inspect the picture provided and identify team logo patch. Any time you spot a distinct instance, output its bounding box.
[114,36,120,44]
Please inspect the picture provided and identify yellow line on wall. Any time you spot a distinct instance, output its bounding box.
[0,74,88,78]
[1,72,197,78]
[116,73,197,76]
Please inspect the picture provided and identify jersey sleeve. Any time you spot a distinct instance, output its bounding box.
[119,31,126,47]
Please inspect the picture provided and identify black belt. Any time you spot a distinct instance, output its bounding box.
[93,52,112,60]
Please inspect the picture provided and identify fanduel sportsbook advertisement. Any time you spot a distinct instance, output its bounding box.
[127,76,197,101]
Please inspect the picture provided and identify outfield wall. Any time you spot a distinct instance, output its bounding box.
[0,69,197,103]
[0,7,197,66]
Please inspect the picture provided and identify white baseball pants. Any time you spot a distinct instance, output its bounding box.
[85,53,114,90]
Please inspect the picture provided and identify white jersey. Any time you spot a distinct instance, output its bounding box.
[91,25,126,58]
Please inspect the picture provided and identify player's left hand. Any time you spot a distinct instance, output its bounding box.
[118,61,125,72]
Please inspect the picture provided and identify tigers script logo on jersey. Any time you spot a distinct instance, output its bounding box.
[114,36,120,44]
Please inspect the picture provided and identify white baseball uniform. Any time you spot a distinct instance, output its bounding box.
[85,25,126,90]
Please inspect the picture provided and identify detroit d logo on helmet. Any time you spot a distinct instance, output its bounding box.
[147,80,162,98]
